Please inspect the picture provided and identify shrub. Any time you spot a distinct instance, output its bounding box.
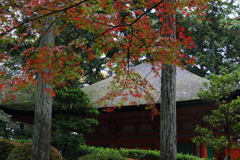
[0,139,21,160]
[177,153,205,160]
[118,148,160,160]
[78,152,127,160]
[7,142,63,160]
[78,145,120,157]
[118,148,205,160]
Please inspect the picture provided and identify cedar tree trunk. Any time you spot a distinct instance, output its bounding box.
[32,16,55,160]
[160,0,177,159]
[160,64,177,160]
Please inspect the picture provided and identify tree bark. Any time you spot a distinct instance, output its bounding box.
[160,0,177,159]
[32,16,55,160]
[160,64,176,160]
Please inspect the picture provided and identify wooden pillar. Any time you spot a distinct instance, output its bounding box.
[200,145,207,158]
[111,136,118,149]
[214,152,219,160]
[195,145,201,157]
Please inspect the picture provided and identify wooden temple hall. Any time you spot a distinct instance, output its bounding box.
[81,62,218,159]
[0,62,230,159]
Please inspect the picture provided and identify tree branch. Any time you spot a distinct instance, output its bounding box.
[86,0,165,45]
[0,0,89,36]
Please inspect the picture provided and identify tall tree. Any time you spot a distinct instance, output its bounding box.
[32,16,55,160]
[192,71,240,160]
[160,65,176,160]
[180,0,240,77]
[160,0,177,159]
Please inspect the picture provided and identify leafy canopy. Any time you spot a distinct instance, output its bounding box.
[0,0,210,105]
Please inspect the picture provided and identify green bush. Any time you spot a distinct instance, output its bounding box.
[118,148,160,160]
[78,152,127,160]
[0,139,20,160]
[118,148,205,160]
[7,142,63,160]
[78,145,120,157]
[177,153,205,160]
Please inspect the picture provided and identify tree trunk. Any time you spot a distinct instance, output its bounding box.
[32,16,55,160]
[160,0,177,159]
[160,64,177,160]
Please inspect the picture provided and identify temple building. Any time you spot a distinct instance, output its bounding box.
[1,62,239,159]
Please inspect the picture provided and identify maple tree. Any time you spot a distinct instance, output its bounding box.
[0,0,210,159]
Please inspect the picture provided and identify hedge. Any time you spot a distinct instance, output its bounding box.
[78,145,206,160]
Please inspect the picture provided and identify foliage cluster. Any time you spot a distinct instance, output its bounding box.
[176,153,206,160]
[77,145,120,157]
[118,148,160,160]
[7,142,63,160]
[193,71,240,159]
[54,23,112,87]
[51,88,99,160]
